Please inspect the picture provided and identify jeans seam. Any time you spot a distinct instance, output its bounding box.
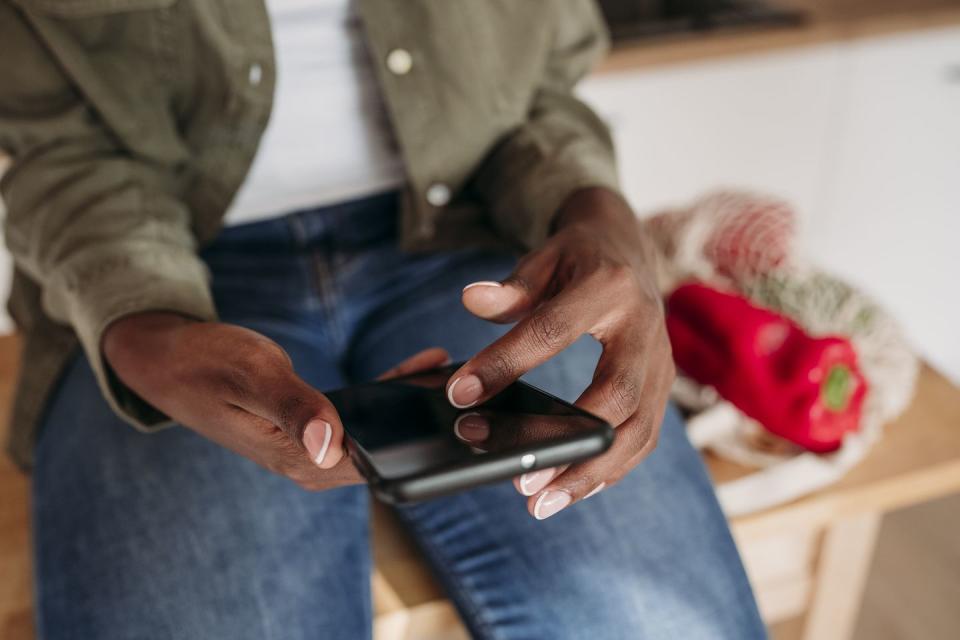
[285,214,324,312]
[310,246,348,350]
[286,213,349,350]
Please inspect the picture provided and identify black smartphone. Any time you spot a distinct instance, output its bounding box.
[326,363,613,504]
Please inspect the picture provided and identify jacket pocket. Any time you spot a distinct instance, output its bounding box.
[14,0,175,18]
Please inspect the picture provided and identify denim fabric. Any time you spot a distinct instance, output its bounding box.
[32,192,766,640]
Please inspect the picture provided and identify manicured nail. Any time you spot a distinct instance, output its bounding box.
[303,420,332,466]
[454,413,489,442]
[534,490,572,520]
[519,468,557,496]
[584,483,606,499]
[462,281,503,293]
[447,374,483,408]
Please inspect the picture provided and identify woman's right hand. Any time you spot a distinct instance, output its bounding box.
[102,311,447,490]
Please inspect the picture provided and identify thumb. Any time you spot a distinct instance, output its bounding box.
[236,368,347,470]
[462,248,558,323]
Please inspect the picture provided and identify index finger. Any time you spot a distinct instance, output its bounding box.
[446,290,599,408]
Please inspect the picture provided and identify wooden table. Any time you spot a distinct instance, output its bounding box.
[1,334,958,640]
[369,365,960,640]
[722,365,960,639]
[0,337,32,640]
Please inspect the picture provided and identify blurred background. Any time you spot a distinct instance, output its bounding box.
[580,2,960,638]
[584,2,960,639]
[0,1,958,639]
[585,0,960,386]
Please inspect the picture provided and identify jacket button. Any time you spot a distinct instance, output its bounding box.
[248,62,263,86]
[386,48,413,75]
[425,183,451,207]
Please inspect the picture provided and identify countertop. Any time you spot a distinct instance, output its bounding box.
[597,0,960,73]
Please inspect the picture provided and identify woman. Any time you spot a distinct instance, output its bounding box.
[0,1,765,638]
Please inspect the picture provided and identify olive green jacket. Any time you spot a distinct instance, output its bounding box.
[0,0,618,469]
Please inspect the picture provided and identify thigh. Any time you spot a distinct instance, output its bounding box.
[395,407,766,640]
[32,324,372,640]
[347,250,766,640]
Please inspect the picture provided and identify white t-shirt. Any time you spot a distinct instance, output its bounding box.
[224,0,405,226]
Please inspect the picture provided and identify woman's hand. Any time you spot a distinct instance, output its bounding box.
[447,187,675,519]
[103,312,449,490]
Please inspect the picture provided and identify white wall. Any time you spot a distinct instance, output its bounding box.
[580,27,960,384]
[807,28,960,386]
[580,43,845,232]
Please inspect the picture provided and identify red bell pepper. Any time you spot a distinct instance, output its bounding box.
[666,282,867,453]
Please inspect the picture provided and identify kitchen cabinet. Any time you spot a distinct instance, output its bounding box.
[807,27,960,384]
[581,26,960,382]
[579,45,844,225]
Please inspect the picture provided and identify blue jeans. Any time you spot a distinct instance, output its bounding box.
[32,192,766,640]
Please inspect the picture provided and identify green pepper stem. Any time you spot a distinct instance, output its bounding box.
[822,365,853,412]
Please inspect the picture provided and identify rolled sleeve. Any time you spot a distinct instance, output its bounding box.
[49,244,217,428]
[470,0,620,249]
[0,10,215,429]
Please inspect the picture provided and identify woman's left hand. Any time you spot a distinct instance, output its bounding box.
[446,187,675,519]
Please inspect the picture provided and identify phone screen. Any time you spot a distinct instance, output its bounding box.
[326,365,608,480]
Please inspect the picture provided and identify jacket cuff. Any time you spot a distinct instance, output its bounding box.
[43,249,217,430]
[475,96,621,250]
[491,145,621,250]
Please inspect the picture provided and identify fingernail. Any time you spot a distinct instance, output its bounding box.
[584,483,606,499]
[519,468,557,496]
[303,420,332,467]
[462,281,503,293]
[534,490,572,520]
[454,412,489,442]
[448,374,483,408]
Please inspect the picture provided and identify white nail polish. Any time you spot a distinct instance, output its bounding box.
[533,490,572,520]
[584,483,606,499]
[462,280,503,293]
[520,473,536,496]
[519,468,555,496]
[453,412,480,441]
[446,377,479,409]
[533,492,547,519]
[447,377,462,407]
[313,422,332,466]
